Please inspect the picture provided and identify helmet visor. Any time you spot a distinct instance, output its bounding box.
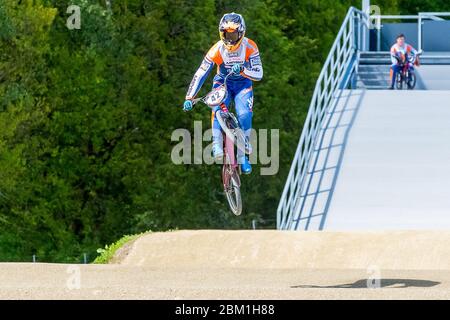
[222,30,240,45]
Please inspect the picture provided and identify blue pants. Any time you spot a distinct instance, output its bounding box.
[390,64,402,87]
[211,75,253,158]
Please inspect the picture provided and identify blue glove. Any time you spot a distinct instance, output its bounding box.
[183,100,193,112]
[231,63,242,75]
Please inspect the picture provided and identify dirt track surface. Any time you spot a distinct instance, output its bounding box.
[1,230,450,299]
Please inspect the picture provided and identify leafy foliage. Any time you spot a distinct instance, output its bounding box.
[93,232,144,264]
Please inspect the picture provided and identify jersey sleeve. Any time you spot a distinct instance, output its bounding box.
[185,42,222,100]
[408,44,418,55]
[242,39,263,81]
[185,58,214,100]
[390,45,398,65]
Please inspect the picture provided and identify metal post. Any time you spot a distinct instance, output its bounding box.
[83,253,87,264]
[418,15,422,51]
[277,210,281,229]
[32,255,36,263]
[362,0,371,12]
[359,16,363,51]
[377,16,381,52]
[350,12,355,50]
[362,17,366,51]
[252,220,257,230]
[362,0,371,51]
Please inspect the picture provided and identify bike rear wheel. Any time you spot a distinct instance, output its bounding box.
[222,164,242,216]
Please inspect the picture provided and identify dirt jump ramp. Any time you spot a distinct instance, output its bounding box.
[1,230,450,299]
[117,230,450,270]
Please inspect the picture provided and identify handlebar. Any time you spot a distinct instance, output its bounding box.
[191,67,238,107]
[393,50,422,64]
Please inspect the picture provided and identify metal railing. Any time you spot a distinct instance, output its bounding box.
[276,7,368,230]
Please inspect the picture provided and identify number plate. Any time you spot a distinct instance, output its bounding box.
[204,86,227,107]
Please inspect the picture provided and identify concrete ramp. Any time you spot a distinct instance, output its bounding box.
[417,66,450,90]
[326,90,450,230]
[290,89,450,230]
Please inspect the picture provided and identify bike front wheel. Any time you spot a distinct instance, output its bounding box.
[396,73,403,90]
[222,164,242,216]
[406,71,416,90]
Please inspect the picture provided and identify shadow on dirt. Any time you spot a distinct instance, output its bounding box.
[292,279,440,289]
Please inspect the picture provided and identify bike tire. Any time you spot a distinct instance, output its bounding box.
[407,71,416,90]
[396,73,403,90]
[222,164,242,216]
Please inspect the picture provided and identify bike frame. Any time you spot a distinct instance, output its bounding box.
[192,69,243,192]
[222,130,240,189]
[394,53,419,89]
[220,108,239,169]
[215,101,241,191]
[404,63,415,84]
[399,59,415,76]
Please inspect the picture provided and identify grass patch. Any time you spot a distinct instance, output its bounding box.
[93,232,146,264]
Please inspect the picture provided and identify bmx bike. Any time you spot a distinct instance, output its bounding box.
[394,51,422,90]
[192,70,248,216]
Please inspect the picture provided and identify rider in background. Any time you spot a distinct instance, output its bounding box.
[389,34,419,89]
[183,12,263,174]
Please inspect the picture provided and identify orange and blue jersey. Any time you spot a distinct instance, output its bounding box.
[389,42,418,88]
[185,37,263,160]
[390,43,418,66]
[185,37,263,100]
